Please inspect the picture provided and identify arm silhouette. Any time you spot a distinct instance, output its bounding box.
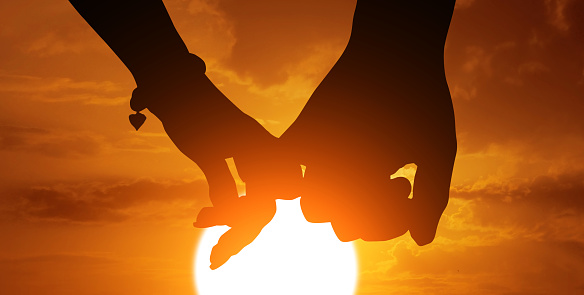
[69,0,301,269]
[282,0,457,245]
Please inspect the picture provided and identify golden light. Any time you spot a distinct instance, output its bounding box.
[194,198,358,295]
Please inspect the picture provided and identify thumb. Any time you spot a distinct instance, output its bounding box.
[209,198,276,269]
[409,157,455,246]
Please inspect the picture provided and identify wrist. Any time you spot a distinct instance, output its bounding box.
[128,53,206,131]
[130,53,206,112]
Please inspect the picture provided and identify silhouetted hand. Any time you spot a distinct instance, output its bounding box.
[282,51,456,244]
[67,0,302,270]
[281,1,457,245]
[134,56,301,268]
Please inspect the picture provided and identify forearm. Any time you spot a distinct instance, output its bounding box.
[69,0,193,87]
[346,0,455,57]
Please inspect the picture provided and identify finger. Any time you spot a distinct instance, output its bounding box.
[197,158,239,209]
[331,217,361,242]
[209,226,261,270]
[299,162,340,223]
[194,206,230,228]
[358,177,412,242]
[409,153,456,246]
[209,199,276,269]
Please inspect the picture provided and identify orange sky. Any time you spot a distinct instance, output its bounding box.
[2,0,584,294]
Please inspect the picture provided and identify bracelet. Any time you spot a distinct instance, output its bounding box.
[129,53,206,131]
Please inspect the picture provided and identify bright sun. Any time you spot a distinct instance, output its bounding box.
[194,198,358,295]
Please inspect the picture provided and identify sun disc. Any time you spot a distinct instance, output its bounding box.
[194,198,358,295]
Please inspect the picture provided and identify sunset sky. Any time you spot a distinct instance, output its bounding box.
[2,0,584,294]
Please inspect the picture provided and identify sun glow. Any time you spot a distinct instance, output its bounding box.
[194,198,358,295]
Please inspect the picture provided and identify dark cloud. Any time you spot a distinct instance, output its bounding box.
[564,0,584,36]
[0,73,127,105]
[0,126,48,148]
[449,170,584,246]
[0,253,120,291]
[0,0,109,59]
[0,0,130,86]
[453,170,584,210]
[0,254,117,266]
[214,0,356,86]
[446,0,584,152]
[0,125,104,158]
[3,178,209,223]
[381,238,584,294]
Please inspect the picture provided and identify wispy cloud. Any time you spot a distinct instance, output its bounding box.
[545,0,573,31]
[0,125,104,158]
[166,0,237,62]
[0,73,128,105]
[356,168,584,294]
[24,29,106,56]
[455,0,477,10]
[3,178,209,224]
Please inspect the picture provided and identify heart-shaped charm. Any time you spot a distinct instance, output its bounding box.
[129,112,146,131]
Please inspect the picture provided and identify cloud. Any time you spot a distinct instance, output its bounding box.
[517,61,549,75]
[3,178,210,223]
[0,253,117,267]
[165,0,237,62]
[24,29,105,57]
[0,253,120,291]
[0,125,178,162]
[545,0,572,31]
[358,237,584,294]
[563,0,584,38]
[504,61,550,85]
[0,73,128,105]
[203,41,345,135]
[113,132,173,153]
[0,249,194,295]
[455,0,477,10]
[0,0,108,57]
[356,169,584,294]
[443,168,584,269]
[245,42,344,100]
[209,0,355,86]
[452,170,584,210]
[446,0,584,153]
[0,125,105,158]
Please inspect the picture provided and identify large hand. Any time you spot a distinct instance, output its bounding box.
[282,53,456,244]
[281,1,457,245]
[137,56,301,268]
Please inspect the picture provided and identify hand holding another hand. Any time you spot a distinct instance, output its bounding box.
[282,44,457,245]
[134,54,301,268]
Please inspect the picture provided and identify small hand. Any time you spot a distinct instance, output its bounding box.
[139,56,301,268]
[192,140,301,269]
